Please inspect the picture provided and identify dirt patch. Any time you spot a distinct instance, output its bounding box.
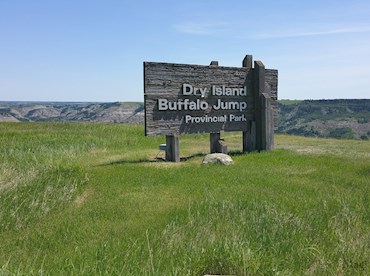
[74,189,92,206]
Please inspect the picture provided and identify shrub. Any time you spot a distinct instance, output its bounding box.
[328,127,355,139]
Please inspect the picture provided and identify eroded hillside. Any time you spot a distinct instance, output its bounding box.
[278,99,370,139]
[0,102,144,123]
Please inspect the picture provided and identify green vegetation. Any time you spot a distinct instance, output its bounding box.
[278,99,370,139]
[277,99,303,106]
[328,127,356,139]
[1,123,369,275]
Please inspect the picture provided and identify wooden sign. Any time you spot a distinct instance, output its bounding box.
[143,55,278,161]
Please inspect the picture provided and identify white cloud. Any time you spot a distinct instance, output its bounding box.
[174,18,370,40]
[254,26,370,39]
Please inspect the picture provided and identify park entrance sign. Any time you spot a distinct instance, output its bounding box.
[144,54,278,162]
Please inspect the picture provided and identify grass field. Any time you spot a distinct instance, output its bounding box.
[0,122,369,275]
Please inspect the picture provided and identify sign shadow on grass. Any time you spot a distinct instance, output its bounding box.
[97,152,206,166]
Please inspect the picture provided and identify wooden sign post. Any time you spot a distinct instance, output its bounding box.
[144,54,277,162]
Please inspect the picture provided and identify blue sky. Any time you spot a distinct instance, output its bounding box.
[1,0,370,102]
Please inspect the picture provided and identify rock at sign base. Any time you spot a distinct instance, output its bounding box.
[202,153,234,165]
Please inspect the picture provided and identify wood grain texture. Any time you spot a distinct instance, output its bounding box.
[144,62,277,136]
[210,133,221,153]
[165,135,180,162]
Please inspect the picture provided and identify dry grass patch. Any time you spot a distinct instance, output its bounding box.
[73,188,93,206]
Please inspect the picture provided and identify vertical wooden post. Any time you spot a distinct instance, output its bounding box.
[210,132,221,153]
[246,120,256,151]
[210,60,221,153]
[254,60,265,151]
[242,131,248,152]
[165,135,180,162]
[242,55,253,68]
[261,93,274,150]
[242,55,253,152]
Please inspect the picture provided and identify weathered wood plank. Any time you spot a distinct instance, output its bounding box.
[165,135,180,162]
[261,93,274,150]
[210,133,221,153]
[144,61,277,136]
[254,61,265,151]
[265,69,278,129]
[146,62,258,136]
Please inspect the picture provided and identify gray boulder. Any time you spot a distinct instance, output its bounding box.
[202,153,234,165]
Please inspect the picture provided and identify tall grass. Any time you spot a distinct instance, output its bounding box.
[0,122,369,275]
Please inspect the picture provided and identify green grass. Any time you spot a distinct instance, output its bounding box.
[0,122,369,275]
